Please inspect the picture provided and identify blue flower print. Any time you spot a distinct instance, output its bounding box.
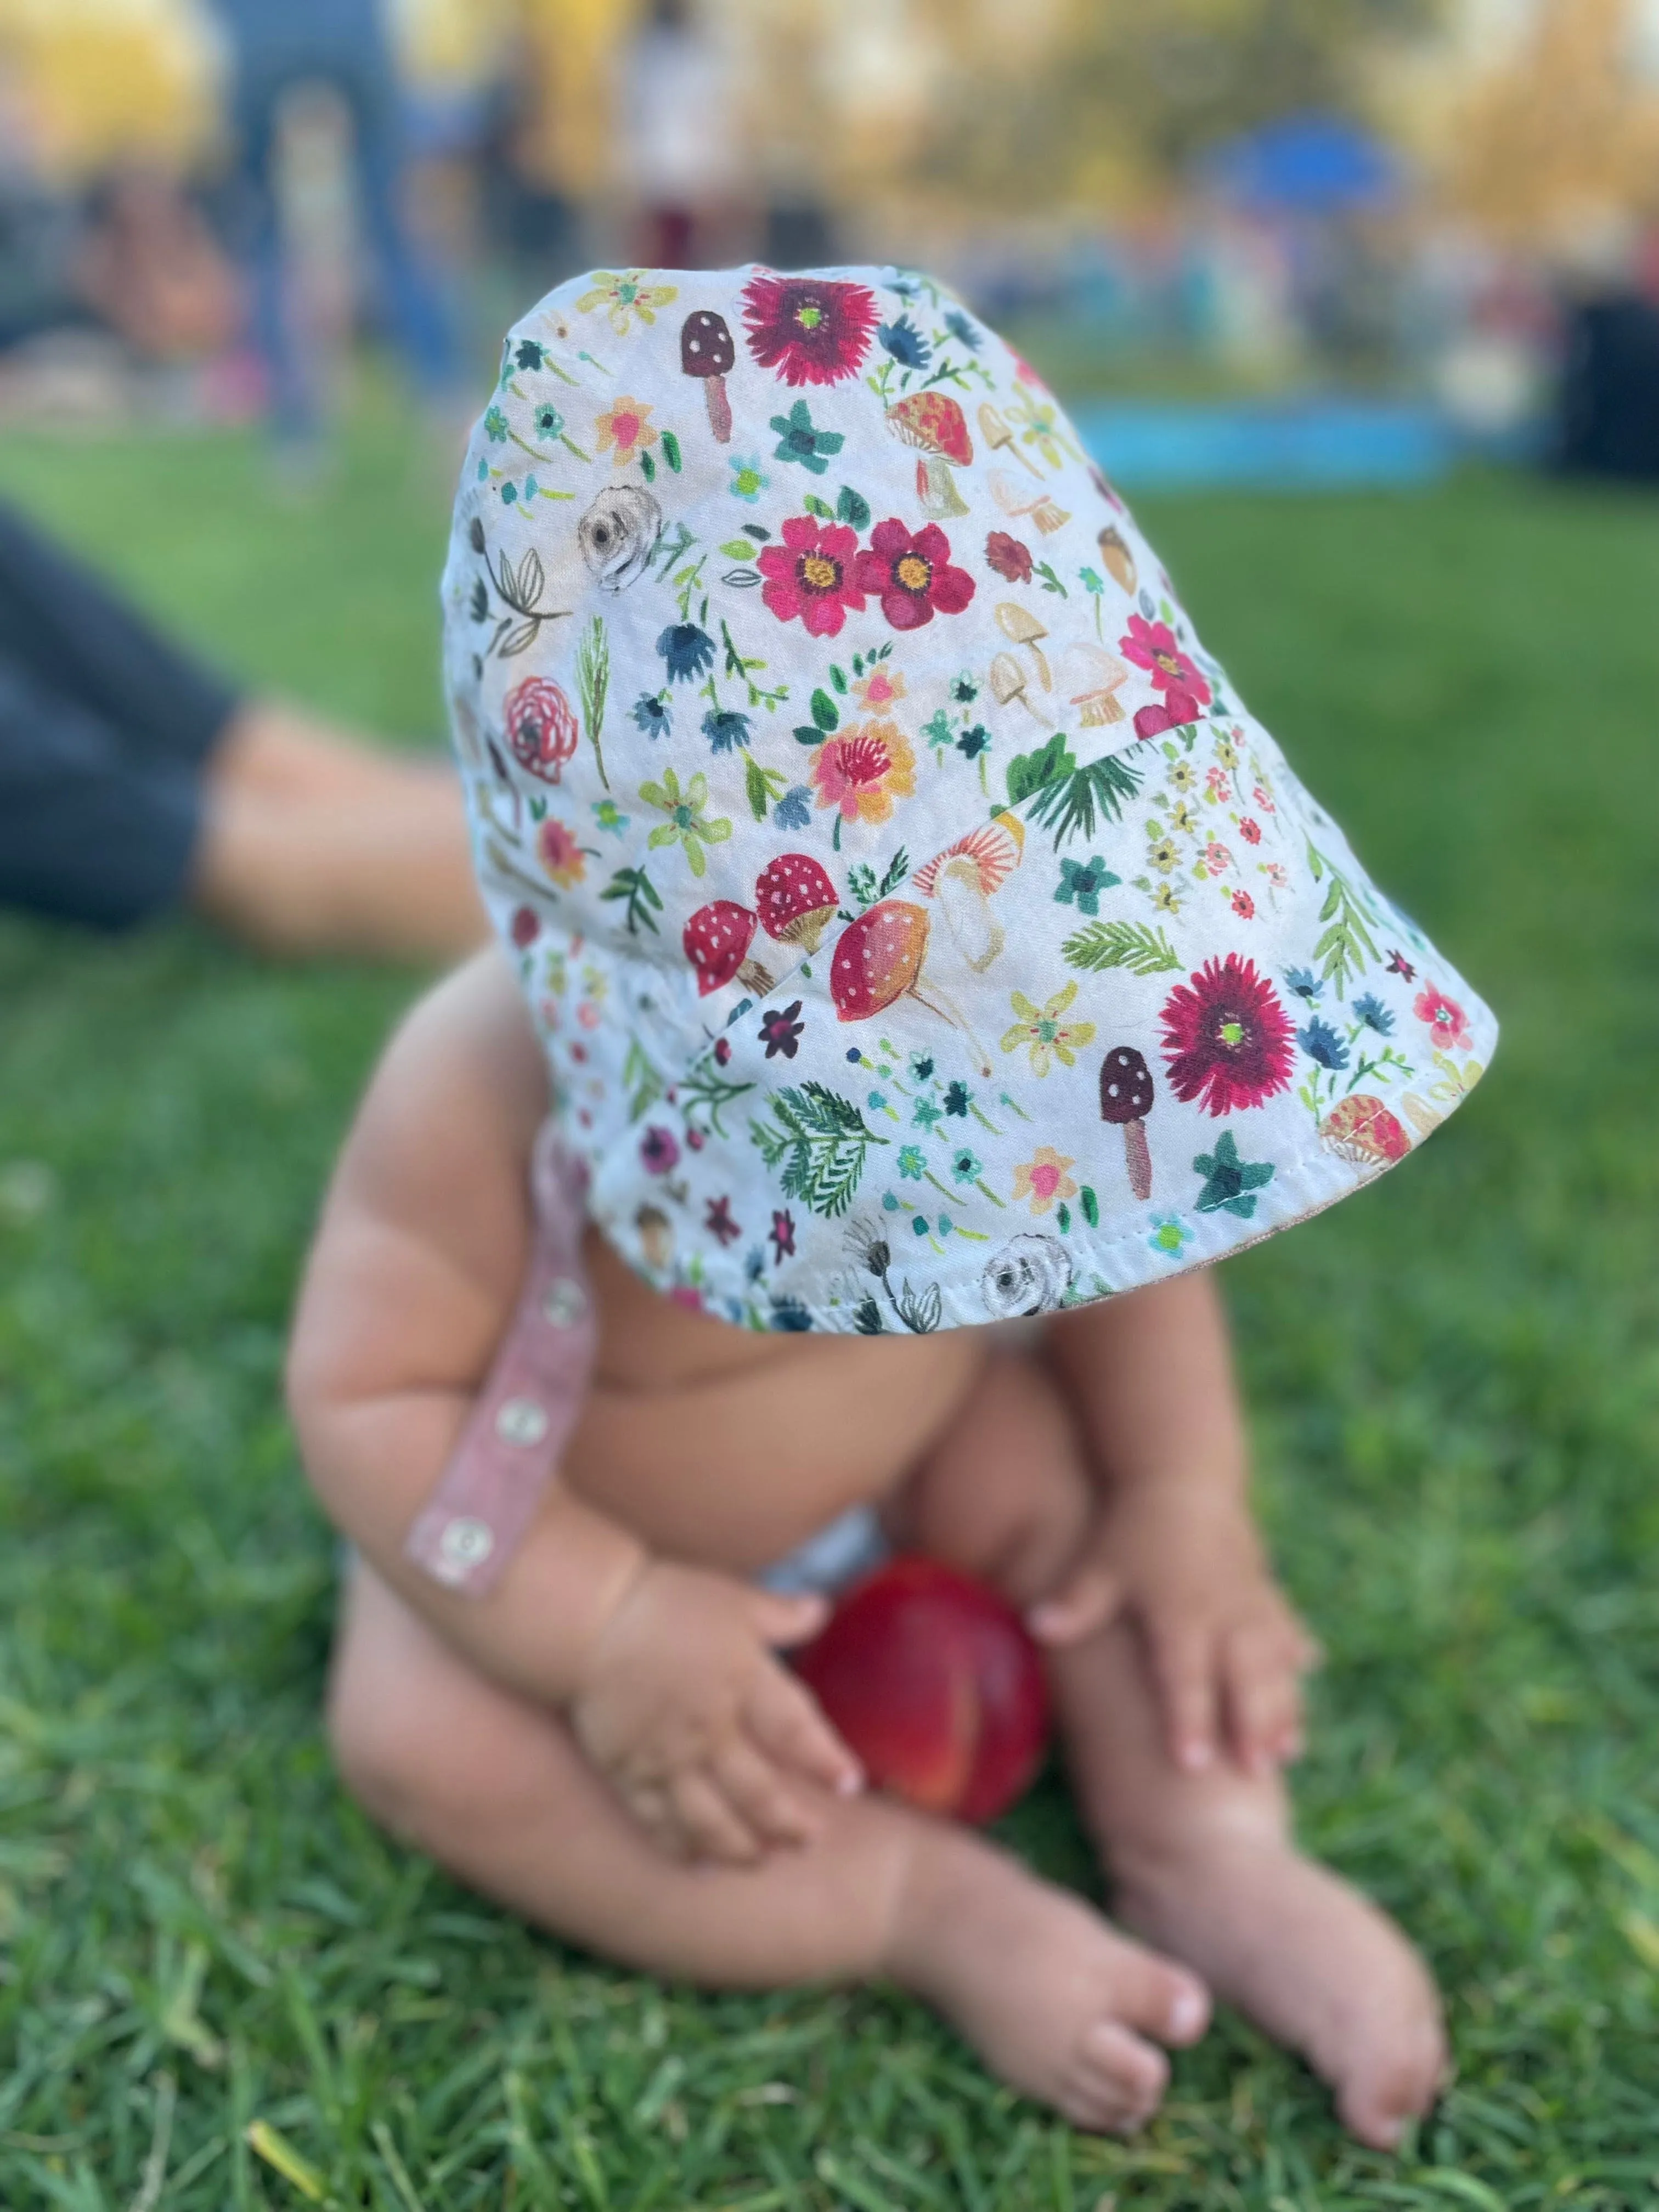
[1353,993,1395,1035]
[956,725,990,762]
[534,403,564,439]
[1298,1017,1350,1070]
[943,309,981,350]
[633,692,671,737]
[658,623,715,683]
[703,708,752,753]
[1285,967,1323,1003]
[729,454,768,503]
[1148,1213,1193,1260]
[909,1052,935,1081]
[1054,855,1121,917]
[878,315,932,369]
[950,1147,983,1184]
[770,399,845,476]
[899,1146,927,1181]
[483,405,509,443]
[772,785,812,831]
[943,1080,970,1118]
[514,339,545,371]
[911,1098,943,1132]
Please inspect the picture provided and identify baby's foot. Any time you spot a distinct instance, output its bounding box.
[1111,1830,1446,2149]
[884,1827,1209,2132]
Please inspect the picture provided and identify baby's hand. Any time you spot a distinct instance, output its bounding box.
[1027,1477,1319,1778]
[567,1560,863,1864]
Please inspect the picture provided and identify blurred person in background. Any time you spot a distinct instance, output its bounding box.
[616,0,742,267]
[0,497,482,959]
[210,0,461,460]
[75,164,242,370]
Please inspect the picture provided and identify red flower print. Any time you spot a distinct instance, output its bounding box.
[704,1195,742,1246]
[855,519,976,632]
[1121,613,1212,727]
[769,1209,796,1263]
[757,515,866,637]
[1413,983,1471,1052]
[1238,817,1262,845]
[1231,889,1255,918]
[713,1035,732,1065]
[1159,954,1295,1116]
[985,530,1033,583]
[741,274,877,385]
[509,904,540,947]
[503,675,579,782]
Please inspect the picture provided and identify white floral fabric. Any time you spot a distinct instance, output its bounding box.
[442,263,1497,1335]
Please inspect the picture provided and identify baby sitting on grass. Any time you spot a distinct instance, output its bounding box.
[287,264,1496,2144]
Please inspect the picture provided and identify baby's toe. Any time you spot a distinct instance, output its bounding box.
[1063,2019,1169,2134]
[1337,2024,1447,2151]
[1112,1939,1211,2048]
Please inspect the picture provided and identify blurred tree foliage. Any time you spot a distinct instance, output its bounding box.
[916,0,1443,213]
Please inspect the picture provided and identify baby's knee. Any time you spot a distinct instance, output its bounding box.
[906,1350,1094,1606]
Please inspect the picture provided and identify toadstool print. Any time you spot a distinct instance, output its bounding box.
[912,812,1025,972]
[684,900,775,998]
[976,400,1041,477]
[1319,1094,1410,1170]
[995,602,1051,689]
[755,852,839,955]
[830,900,992,1074]
[680,309,735,441]
[989,650,1047,723]
[1060,640,1130,726]
[1099,1045,1155,1200]
[887,392,973,518]
[990,469,1069,536]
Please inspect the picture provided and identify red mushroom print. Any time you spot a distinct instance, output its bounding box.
[680,309,735,442]
[1099,1045,1155,1200]
[754,853,838,955]
[501,676,579,783]
[830,900,992,1074]
[886,392,973,518]
[1319,1094,1410,1170]
[682,900,775,998]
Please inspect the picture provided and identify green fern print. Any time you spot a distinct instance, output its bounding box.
[1306,842,1380,995]
[1062,918,1182,977]
[748,1083,889,1217]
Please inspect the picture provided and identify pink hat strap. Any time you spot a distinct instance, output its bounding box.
[405,1120,596,1596]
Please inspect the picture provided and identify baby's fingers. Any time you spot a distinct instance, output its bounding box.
[1223,1623,1306,1775]
[713,1737,821,1850]
[747,1669,863,1798]
[1144,1620,1220,1774]
[1026,1555,1122,1647]
[667,1769,765,1865]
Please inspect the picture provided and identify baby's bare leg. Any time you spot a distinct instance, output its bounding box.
[329,1562,1206,2133]
[901,1350,1446,2151]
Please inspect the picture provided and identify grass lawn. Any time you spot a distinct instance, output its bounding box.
[1,413,1657,2212]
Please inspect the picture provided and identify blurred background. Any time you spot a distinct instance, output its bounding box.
[0,0,1656,483]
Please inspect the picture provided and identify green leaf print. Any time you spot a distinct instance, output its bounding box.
[1062,918,1181,977]
[811,687,840,732]
[574,616,610,789]
[1005,733,1075,806]
[679,1062,757,1141]
[1306,842,1380,995]
[599,864,662,936]
[749,1083,890,1218]
[1025,755,1143,849]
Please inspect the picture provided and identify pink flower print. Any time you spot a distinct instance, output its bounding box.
[537,817,587,889]
[757,515,867,638]
[810,720,916,824]
[1263,862,1290,890]
[855,519,976,631]
[1204,841,1233,874]
[1121,613,1212,718]
[640,1126,680,1174]
[1253,784,1276,813]
[1011,1146,1079,1217]
[769,1209,796,1262]
[851,664,906,713]
[1238,818,1262,845]
[1205,768,1232,803]
[1414,983,1472,1052]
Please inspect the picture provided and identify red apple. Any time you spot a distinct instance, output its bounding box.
[793,1556,1050,1825]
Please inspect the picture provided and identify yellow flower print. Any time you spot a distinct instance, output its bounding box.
[1167,760,1197,793]
[1169,800,1199,838]
[1214,735,1240,770]
[1152,882,1183,916]
[1000,981,1095,1076]
[1012,1146,1078,1216]
[1148,836,1179,873]
[594,395,658,464]
[575,269,678,334]
[851,664,907,713]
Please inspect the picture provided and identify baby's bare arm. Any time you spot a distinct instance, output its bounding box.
[1040,1273,1316,1775]
[287,950,859,1859]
